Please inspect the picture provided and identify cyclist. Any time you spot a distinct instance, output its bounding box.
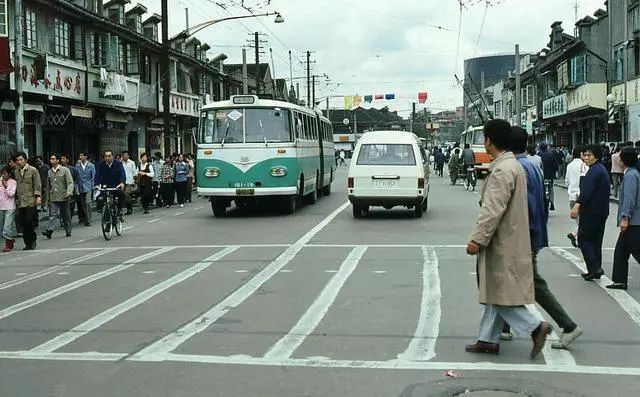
[461,144,476,184]
[93,150,126,222]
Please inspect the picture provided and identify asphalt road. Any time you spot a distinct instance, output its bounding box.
[0,164,639,397]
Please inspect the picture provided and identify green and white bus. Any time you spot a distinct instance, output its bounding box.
[196,95,335,216]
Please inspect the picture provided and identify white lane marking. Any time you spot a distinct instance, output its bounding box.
[526,304,577,367]
[234,270,248,273]
[397,246,441,362]
[264,246,367,359]
[325,270,337,273]
[551,247,640,328]
[468,272,477,276]
[0,248,173,320]
[0,351,126,361]
[130,201,351,361]
[15,273,28,276]
[74,239,87,244]
[0,249,116,291]
[372,270,387,274]
[174,212,185,216]
[122,226,133,231]
[142,271,156,274]
[280,270,293,273]
[57,272,69,275]
[45,244,290,251]
[147,219,161,224]
[0,250,54,265]
[31,247,238,354]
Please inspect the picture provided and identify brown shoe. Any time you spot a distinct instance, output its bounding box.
[530,321,552,359]
[465,341,499,354]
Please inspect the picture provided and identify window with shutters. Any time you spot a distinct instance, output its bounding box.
[557,61,569,90]
[140,53,151,83]
[0,0,7,37]
[614,48,624,82]
[90,32,108,67]
[521,85,535,107]
[24,9,37,48]
[108,6,124,24]
[54,18,71,58]
[570,55,586,86]
[126,43,139,75]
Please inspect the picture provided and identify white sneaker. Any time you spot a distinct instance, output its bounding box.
[551,326,582,349]
[180,204,184,208]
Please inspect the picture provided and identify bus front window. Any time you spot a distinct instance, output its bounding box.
[199,109,244,144]
[245,108,292,143]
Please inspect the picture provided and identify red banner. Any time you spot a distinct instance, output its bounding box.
[0,38,14,74]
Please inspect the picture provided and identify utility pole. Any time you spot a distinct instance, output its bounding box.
[312,74,316,107]
[515,44,522,128]
[15,0,24,152]
[326,97,330,120]
[161,0,172,156]
[185,8,189,30]
[254,32,260,95]
[242,48,248,94]
[411,102,416,133]
[480,71,486,120]
[306,51,311,107]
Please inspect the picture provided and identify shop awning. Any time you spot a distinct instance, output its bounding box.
[1,101,45,113]
[71,106,94,119]
[105,110,130,123]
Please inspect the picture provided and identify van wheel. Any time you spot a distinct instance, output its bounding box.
[211,199,226,217]
[352,204,363,218]
[282,195,297,214]
[422,197,428,213]
[414,199,424,218]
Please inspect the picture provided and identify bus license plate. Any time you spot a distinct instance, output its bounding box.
[236,188,255,196]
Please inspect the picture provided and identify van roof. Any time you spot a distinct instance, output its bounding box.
[357,130,420,144]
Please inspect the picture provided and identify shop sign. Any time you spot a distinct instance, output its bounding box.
[88,72,140,111]
[566,83,606,111]
[10,51,84,100]
[610,79,640,106]
[542,94,567,119]
[159,89,201,117]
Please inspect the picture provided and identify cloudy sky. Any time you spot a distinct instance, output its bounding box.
[136,0,606,114]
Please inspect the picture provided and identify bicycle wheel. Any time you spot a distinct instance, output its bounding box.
[114,208,123,236]
[470,171,477,191]
[101,205,113,241]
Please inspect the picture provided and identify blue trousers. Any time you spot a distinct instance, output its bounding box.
[578,215,607,274]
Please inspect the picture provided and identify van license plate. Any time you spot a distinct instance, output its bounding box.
[236,188,255,196]
[373,180,397,188]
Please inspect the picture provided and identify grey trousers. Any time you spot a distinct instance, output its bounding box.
[47,201,71,234]
[478,304,540,344]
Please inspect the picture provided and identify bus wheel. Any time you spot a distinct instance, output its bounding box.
[305,182,318,204]
[322,182,332,196]
[282,195,297,214]
[211,199,226,217]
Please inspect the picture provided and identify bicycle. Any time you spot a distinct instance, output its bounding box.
[97,187,124,241]
[463,166,477,191]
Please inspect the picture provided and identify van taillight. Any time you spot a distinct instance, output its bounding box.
[418,178,425,189]
[348,177,354,188]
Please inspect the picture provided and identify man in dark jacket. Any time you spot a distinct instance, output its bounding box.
[94,150,126,212]
[571,144,611,280]
[539,143,558,210]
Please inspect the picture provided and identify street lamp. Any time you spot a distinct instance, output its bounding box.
[181,12,285,38]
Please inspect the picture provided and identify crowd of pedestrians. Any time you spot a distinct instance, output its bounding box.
[0,150,196,253]
[464,119,640,359]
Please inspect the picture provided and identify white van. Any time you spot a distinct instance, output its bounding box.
[347,131,430,218]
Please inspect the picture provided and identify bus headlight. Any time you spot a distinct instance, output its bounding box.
[204,167,220,178]
[270,166,287,177]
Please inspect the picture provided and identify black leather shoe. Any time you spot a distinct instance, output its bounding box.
[42,230,52,239]
[583,270,604,281]
[567,233,578,248]
[465,341,499,354]
[606,283,628,290]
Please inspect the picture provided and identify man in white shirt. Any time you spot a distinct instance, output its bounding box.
[121,151,138,215]
[526,144,543,171]
[565,146,589,247]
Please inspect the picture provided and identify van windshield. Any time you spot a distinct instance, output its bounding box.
[356,144,416,166]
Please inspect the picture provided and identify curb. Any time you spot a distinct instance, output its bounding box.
[554,182,619,204]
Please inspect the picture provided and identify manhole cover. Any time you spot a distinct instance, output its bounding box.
[401,377,578,397]
[455,392,527,397]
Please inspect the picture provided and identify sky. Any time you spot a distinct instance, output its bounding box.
[135,0,606,114]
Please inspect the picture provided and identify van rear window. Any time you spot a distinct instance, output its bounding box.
[356,144,416,166]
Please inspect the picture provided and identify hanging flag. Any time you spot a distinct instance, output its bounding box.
[344,95,353,110]
[375,94,384,100]
[0,38,13,74]
[385,93,395,100]
[353,95,362,108]
[418,91,428,104]
[364,95,373,103]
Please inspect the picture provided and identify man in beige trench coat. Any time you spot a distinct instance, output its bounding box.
[465,119,552,359]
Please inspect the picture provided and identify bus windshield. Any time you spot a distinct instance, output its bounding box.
[472,130,485,145]
[199,108,292,144]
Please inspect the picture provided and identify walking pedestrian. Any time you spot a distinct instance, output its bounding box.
[339,149,347,167]
[465,119,551,359]
[448,148,461,184]
[539,143,558,211]
[35,156,49,212]
[60,154,79,222]
[121,151,138,215]
[174,154,189,208]
[434,148,446,177]
[75,152,95,226]
[186,154,195,203]
[14,152,42,250]
[137,153,154,214]
[151,152,164,207]
[565,146,588,248]
[159,155,175,208]
[526,144,543,171]
[500,128,582,348]
[0,166,17,252]
[570,144,610,281]
[42,154,74,239]
[611,144,624,198]
[606,147,640,290]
